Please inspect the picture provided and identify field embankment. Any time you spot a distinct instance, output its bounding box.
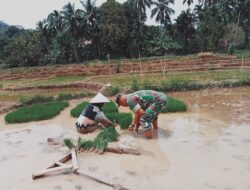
[0,54,250,114]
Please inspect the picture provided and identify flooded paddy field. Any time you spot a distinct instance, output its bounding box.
[0,87,249,190]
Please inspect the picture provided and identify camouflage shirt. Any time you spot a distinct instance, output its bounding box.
[126,90,167,112]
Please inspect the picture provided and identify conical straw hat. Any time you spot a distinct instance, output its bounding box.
[89,92,110,103]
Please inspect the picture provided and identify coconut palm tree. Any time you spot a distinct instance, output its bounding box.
[60,3,84,62]
[183,0,216,7]
[129,0,152,37]
[80,0,101,57]
[37,21,51,52]
[175,9,195,53]
[80,0,98,26]
[183,0,193,6]
[151,0,175,26]
[47,10,63,34]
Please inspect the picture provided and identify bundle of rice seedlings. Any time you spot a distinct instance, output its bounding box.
[117,113,133,130]
[102,101,118,114]
[96,127,119,142]
[64,138,75,149]
[75,127,119,153]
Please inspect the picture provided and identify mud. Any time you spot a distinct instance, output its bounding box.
[0,87,250,190]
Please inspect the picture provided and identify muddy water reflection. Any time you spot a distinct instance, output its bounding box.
[169,87,250,124]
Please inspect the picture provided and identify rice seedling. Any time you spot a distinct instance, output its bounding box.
[5,101,69,124]
[117,113,133,130]
[102,101,118,114]
[161,97,187,113]
[65,127,119,153]
[70,102,89,117]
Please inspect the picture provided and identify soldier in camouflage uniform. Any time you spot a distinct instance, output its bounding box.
[115,90,168,138]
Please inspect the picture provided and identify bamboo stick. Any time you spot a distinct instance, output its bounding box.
[32,164,72,180]
[106,147,140,155]
[76,170,129,190]
[47,152,71,169]
[54,161,71,167]
[71,148,79,171]
[121,148,140,155]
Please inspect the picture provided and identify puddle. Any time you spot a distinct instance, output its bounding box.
[0,87,250,190]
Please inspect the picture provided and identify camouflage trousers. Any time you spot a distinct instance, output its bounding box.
[140,93,167,131]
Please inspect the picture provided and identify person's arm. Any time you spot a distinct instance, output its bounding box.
[132,108,144,131]
[95,111,114,127]
[127,95,144,131]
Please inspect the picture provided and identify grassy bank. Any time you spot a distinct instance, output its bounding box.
[5,101,69,124]
[0,89,94,103]
[92,69,250,92]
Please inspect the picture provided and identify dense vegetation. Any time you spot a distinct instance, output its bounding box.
[0,0,249,68]
[5,101,69,123]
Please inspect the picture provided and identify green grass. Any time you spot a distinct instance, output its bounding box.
[161,97,187,113]
[92,69,250,92]
[0,75,87,89]
[5,101,69,124]
[217,49,250,59]
[19,93,93,106]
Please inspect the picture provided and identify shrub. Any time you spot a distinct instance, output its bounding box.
[161,97,187,113]
[5,101,69,124]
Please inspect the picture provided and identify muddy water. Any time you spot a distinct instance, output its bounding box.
[0,87,250,190]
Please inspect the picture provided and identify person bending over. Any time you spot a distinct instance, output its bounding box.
[115,90,167,138]
[75,93,114,134]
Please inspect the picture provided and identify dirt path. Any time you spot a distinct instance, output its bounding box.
[0,87,250,190]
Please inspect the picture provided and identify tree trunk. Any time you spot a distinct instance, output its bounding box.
[72,38,80,63]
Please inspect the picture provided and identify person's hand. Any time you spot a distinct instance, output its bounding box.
[128,124,134,131]
[112,123,118,127]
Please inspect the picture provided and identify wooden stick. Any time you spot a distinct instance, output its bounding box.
[71,148,79,171]
[121,148,140,155]
[106,147,140,155]
[106,147,122,154]
[47,152,72,169]
[54,161,71,167]
[76,170,129,190]
[32,165,72,180]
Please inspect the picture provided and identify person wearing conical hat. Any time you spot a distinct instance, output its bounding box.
[75,93,114,134]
